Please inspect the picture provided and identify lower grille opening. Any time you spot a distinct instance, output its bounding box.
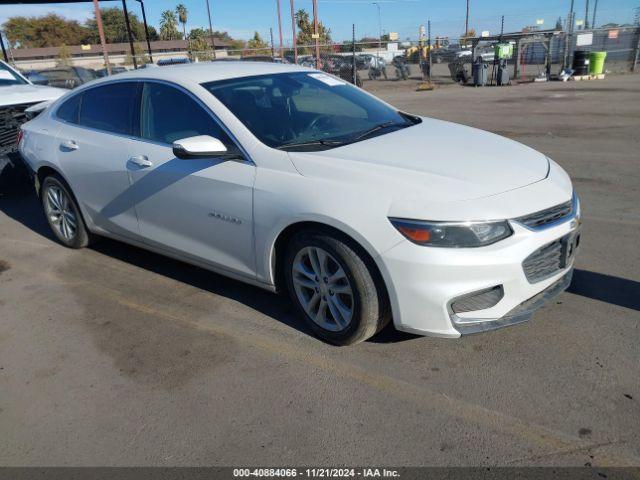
[451,285,504,314]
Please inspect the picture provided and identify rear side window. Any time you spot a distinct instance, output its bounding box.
[56,94,82,124]
[140,81,232,145]
[78,82,140,135]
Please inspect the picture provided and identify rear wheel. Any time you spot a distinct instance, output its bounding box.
[41,175,94,248]
[284,230,390,345]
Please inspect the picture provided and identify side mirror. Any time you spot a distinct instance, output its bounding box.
[172,135,228,159]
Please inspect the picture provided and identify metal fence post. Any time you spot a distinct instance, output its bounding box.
[352,24,357,85]
[427,20,432,82]
[0,30,8,63]
[633,27,640,72]
[121,0,137,69]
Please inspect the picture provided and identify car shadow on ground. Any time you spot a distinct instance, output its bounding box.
[0,185,416,344]
[568,269,640,312]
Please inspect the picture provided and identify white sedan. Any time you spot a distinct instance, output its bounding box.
[19,62,580,345]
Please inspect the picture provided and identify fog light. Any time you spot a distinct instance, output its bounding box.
[451,286,504,313]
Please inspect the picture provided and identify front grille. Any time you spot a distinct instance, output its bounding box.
[515,197,574,229]
[522,237,565,283]
[0,103,35,155]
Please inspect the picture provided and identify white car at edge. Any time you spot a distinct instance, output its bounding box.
[18,62,581,345]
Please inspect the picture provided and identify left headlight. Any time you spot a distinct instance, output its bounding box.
[389,218,513,248]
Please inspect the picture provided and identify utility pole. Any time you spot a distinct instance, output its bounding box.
[563,0,575,69]
[121,0,136,69]
[465,0,470,40]
[591,0,599,29]
[312,0,320,69]
[93,0,111,73]
[204,0,217,59]
[290,0,298,63]
[584,0,590,29]
[276,0,284,57]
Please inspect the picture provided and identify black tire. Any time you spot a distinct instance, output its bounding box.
[284,229,390,346]
[40,174,94,249]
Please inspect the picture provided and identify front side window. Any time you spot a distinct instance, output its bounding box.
[0,61,28,86]
[202,72,420,151]
[140,81,232,146]
[78,82,139,135]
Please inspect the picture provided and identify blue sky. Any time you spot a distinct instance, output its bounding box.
[0,0,637,42]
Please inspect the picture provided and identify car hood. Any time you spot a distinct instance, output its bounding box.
[288,117,549,204]
[0,84,67,108]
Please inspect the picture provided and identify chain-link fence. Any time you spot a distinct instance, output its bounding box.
[244,26,640,89]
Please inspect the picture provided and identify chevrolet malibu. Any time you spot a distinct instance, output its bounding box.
[19,62,581,345]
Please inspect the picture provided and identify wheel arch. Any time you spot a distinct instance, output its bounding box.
[270,220,394,322]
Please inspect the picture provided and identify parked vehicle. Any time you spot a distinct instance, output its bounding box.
[1,60,66,189]
[19,63,580,345]
[36,66,97,89]
[157,58,190,66]
[367,56,387,80]
[21,70,50,86]
[241,55,288,64]
[392,56,410,80]
[95,66,127,78]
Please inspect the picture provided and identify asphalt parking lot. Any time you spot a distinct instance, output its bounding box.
[0,74,638,467]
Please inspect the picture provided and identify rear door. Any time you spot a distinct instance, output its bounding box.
[55,81,142,238]
[128,81,256,278]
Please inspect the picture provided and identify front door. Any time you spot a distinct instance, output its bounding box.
[128,81,256,278]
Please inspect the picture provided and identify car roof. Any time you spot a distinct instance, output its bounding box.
[110,61,314,84]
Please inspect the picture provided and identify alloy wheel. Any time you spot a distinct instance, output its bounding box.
[291,246,354,332]
[44,185,77,242]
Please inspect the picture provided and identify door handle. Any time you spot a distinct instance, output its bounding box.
[60,140,78,151]
[129,155,153,168]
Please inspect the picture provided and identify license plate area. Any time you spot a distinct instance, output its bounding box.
[560,230,581,268]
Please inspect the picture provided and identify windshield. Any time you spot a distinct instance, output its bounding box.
[202,72,419,151]
[0,62,28,86]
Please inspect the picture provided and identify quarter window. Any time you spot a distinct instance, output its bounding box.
[56,93,82,124]
[140,82,232,146]
[78,82,139,135]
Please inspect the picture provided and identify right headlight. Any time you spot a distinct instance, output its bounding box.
[389,218,513,248]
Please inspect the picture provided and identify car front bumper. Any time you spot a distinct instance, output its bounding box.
[378,206,581,338]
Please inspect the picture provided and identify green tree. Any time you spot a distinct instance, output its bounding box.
[159,10,181,40]
[295,9,331,53]
[176,4,188,39]
[246,31,270,55]
[85,8,152,44]
[187,27,212,61]
[3,14,91,48]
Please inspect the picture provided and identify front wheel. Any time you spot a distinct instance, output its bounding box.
[41,175,94,248]
[284,230,390,345]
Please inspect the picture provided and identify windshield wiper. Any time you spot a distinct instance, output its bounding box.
[276,139,346,151]
[351,121,407,141]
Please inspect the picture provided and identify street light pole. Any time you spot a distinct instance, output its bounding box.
[312,0,320,69]
[290,0,297,63]
[592,0,599,29]
[204,0,217,59]
[276,0,284,58]
[373,2,381,63]
[584,0,590,29]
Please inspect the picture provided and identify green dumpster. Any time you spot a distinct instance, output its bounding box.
[589,51,607,75]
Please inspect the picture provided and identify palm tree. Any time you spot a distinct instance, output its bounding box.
[176,4,188,39]
[159,10,180,40]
